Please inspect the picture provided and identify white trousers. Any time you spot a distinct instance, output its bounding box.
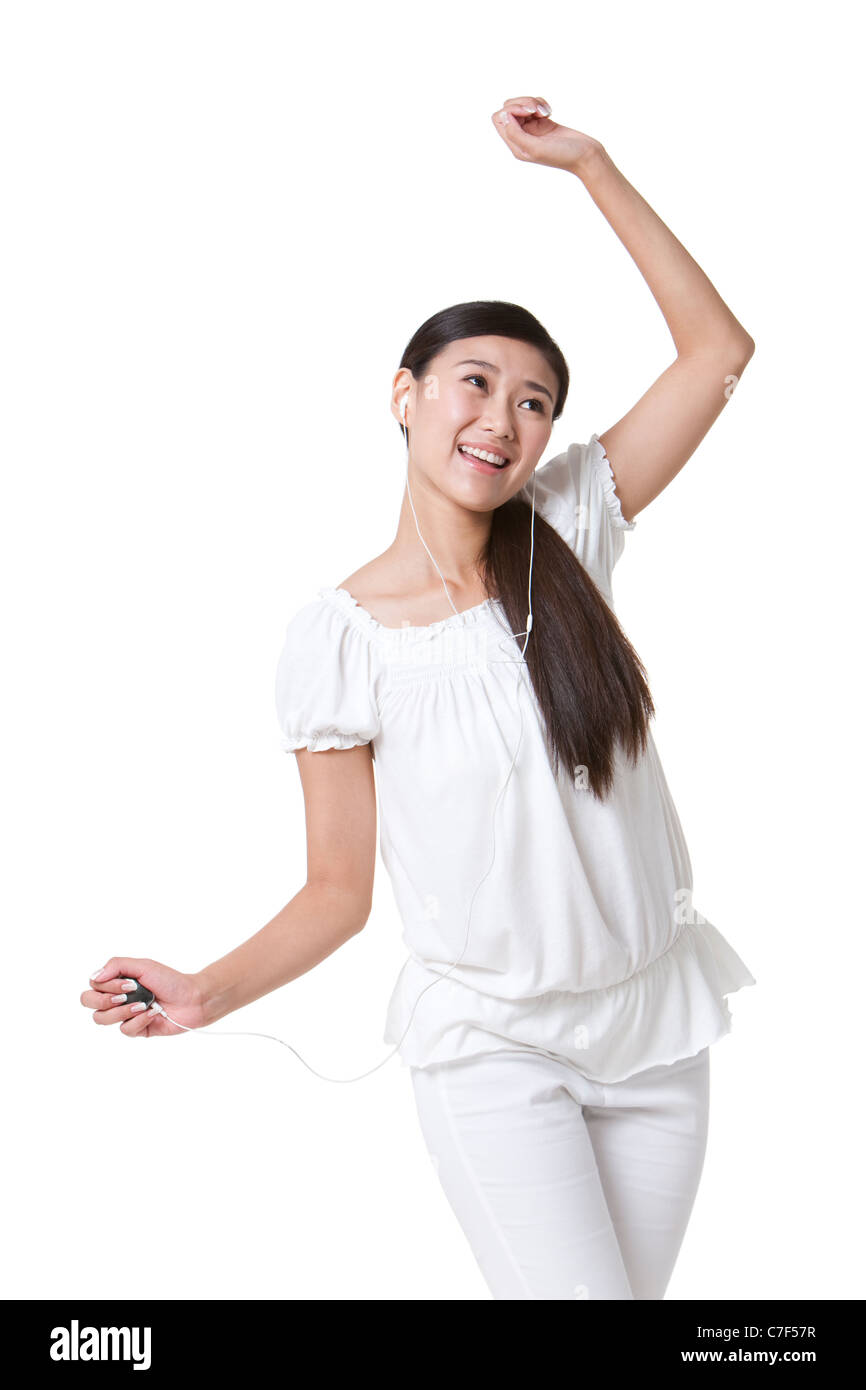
[409,1044,710,1300]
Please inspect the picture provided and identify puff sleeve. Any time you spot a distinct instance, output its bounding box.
[275,596,382,752]
[517,434,636,603]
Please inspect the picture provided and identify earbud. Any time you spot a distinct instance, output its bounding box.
[400,394,408,422]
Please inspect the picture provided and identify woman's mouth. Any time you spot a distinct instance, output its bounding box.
[457,445,511,475]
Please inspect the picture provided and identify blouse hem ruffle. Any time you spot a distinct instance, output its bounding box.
[383,916,755,1083]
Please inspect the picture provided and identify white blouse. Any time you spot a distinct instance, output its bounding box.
[274,434,756,1081]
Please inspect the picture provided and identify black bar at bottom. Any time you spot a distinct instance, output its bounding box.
[2,1297,860,1373]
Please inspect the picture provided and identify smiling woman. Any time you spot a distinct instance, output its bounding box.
[376,302,655,798]
[85,95,757,1304]
[270,301,753,1101]
[265,294,757,1103]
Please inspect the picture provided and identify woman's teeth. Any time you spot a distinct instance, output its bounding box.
[458,445,509,469]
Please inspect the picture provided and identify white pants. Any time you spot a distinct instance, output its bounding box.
[409,1044,711,1300]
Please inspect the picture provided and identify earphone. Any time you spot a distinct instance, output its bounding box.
[141,389,539,1081]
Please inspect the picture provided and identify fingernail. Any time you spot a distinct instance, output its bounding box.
[130,1002,147,1013]
[538,102,551,115]
[111,994,127,1004]
[121,980,136,990]
[91,967,108,981]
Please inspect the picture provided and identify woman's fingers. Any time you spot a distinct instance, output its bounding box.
[120,1005,163,1037]
[81,978,137,1002]
[83,959,155,1022]
[492,96,554,155]
[502,95,551,115]
[89,958,148,985]
[83,986,165,1034]
[83,959,203,1036]
[80,982,137,1010]
[88,998,153,1025]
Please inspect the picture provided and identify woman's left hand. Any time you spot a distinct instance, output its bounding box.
[491,97,603,175]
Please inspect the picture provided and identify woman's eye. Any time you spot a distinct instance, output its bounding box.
[464,375,545,413]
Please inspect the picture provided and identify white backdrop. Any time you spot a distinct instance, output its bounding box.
[2,0,862,1301]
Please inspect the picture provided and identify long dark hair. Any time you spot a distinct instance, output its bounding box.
[398,299,654,800]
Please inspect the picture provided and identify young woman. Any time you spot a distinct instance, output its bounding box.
[82,97,756,1300]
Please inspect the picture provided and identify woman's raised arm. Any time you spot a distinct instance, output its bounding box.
[493,96,756,524]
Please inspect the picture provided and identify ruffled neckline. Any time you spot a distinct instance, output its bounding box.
[318,585,502,638]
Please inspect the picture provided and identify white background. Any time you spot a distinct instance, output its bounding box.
[2,0,862,1301]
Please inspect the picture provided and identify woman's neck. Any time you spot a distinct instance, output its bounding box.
[391,478,492,598]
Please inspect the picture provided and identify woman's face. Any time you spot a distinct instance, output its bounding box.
[394,335,559,511]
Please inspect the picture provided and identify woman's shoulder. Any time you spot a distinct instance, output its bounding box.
[279,555,408,646]
[276,580,384,755]
[333,556,395,620]
[324,555,412,631]
[276,575,385,704]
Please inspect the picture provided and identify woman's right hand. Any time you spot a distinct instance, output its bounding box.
[80,957,208,1037]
